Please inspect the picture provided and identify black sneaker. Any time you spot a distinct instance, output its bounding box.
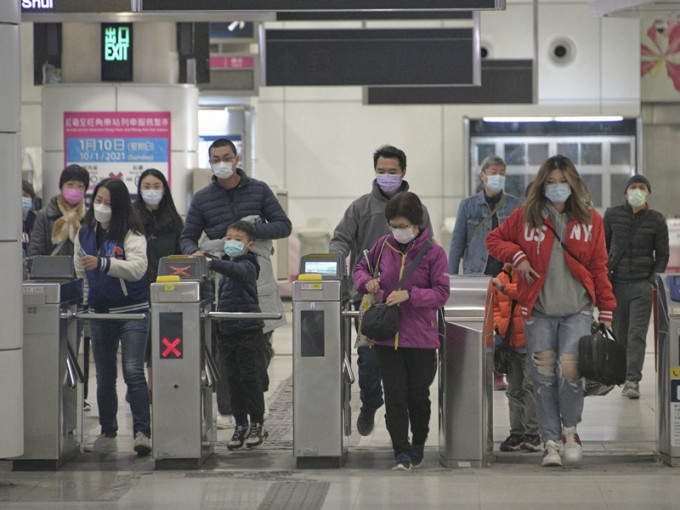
[521,434,542,452]
[357,407,376,436]
[227,425,248,450]
[245,423,268,448]
[409,444,424,468]
[500,434,525,452]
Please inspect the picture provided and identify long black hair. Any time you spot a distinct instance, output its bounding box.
[82,178,144,242]
[133,168,184,235]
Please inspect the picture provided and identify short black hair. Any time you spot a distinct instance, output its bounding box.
[385,191,423,226]
[208,138,238,158]
[227,220,256,242]
[373,145,406,171]
[22,180,35,200]
[59,164,90,191]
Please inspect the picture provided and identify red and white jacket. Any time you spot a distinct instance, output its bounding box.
[485,207,616,322]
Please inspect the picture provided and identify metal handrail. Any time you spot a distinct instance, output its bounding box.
[205,312,282,321]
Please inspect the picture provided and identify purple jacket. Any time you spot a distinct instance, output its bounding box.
[354,227,450,349]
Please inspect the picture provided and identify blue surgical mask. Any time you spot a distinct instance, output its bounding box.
[545,183,572,203]
[376,174,402,195]
[485,174,505,193]
[22,197,32,215]
[224,240,245,258]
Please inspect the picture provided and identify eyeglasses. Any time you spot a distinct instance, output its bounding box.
[388,223,413,230]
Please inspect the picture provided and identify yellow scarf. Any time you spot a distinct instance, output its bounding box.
[51,194,85,245]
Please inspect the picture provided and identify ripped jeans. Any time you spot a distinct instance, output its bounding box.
[524,309,592,442]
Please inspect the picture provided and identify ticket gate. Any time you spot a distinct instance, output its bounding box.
[292,253,354,468]
[150,255,282,469]
[657,274,680,466]
[439,275,494,468]
[15,256,83,470]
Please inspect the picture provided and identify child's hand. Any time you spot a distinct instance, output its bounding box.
[492,277,502,289]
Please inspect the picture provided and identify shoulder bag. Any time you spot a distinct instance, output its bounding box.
[360,239,432,341]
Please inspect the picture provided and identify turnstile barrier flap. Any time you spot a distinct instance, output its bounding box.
[157,255,209,280]
[23,279,83,305]
[28,256,76,280]
[444,275,491,320]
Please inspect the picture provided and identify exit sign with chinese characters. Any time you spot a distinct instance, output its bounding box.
[101,23,133,82]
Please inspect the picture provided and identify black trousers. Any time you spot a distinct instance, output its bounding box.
[221,329,266,426]
[374,344,437,457]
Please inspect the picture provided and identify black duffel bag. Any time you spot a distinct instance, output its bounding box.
[578,322,626,386]
[360,303,400,341]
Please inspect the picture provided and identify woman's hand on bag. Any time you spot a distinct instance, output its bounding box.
[385,290,409,306]
[365,279,380,295]
[517,260,540,284]
[600,320,612,330]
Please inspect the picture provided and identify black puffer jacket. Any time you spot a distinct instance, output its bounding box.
[603,202,669,283]
[210,252,264,335]
[133,201,183,284]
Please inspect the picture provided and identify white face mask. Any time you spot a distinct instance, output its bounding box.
[94,203,112,224]
[141,189,163,207]
[212,161,235,180]
[392,227,417,244]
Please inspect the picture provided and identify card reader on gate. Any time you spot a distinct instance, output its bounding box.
[299,253,345,280]
[156,255,213,301]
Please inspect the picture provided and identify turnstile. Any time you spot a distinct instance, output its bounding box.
[439,275,494,468]
[657,274,680,466]
[150,256,216,469]
[15,256,83,470]
[292,254,353,468]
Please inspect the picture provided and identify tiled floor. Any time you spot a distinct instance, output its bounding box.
[2,302,680,509]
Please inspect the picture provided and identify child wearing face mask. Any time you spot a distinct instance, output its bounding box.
[74,178,152,456]
[207,220,269,450]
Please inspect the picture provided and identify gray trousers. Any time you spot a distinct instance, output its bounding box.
[506,349,539,437]
[612,280,654,383]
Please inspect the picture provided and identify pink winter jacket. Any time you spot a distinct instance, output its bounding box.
[354,228,450,349]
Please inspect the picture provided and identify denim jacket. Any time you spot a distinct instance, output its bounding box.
[448,191,521,274]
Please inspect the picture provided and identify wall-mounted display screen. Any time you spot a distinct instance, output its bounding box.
[142,0,503,11]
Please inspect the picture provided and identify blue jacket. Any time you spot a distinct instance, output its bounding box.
[448,191,521,274]
[74,225,149,314]
[180,170,292,254]
[211,252,264,335]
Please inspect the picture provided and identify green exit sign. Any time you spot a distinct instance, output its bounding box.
[101,23,133,81]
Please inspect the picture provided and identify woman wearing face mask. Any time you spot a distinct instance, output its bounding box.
[133,169,184,285]
[74,178,152,457]
[354,192,450,471]
[486,155,616,468]
[28,164,90,257]
[21,180,37,256]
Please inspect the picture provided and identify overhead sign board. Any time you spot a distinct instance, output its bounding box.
[21,0,133,13]
[142,0,505,11]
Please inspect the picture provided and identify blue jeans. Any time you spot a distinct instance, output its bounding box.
[90,317,151,438]
[524,309,591,442]
[353,302,384,411]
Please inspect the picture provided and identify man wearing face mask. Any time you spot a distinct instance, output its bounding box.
[180,138,291,428]
[603,175,669,399]
[329,144,433,436]
[448,155,522,276]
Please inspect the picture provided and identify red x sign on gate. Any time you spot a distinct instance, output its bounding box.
[161,337,182,358]
[169,265,192,277]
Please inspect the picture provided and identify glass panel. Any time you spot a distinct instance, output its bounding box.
[527,143,549,165]
[581,174,602,208]
[506,174,527,199]
[557,143,579,163]
[301,310,324,357]
[580,143,602,165]
[477,144,496,165]
[611,143,631,165]
[504,143,526,165]
[611,173,632,197]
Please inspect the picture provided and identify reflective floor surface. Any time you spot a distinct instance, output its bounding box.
[2,304,679,509]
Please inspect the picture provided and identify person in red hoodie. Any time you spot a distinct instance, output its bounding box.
[486,155,615,468]
[492,263,540,453]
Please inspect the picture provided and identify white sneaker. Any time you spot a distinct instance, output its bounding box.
[541,440,562,467]
[133,432,152,456]
[217,414,235,430]
[562,425,583,463]
[84,434,117,454]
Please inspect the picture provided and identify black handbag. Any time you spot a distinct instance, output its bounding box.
[360,238,432,341]
[578,322,626,386]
